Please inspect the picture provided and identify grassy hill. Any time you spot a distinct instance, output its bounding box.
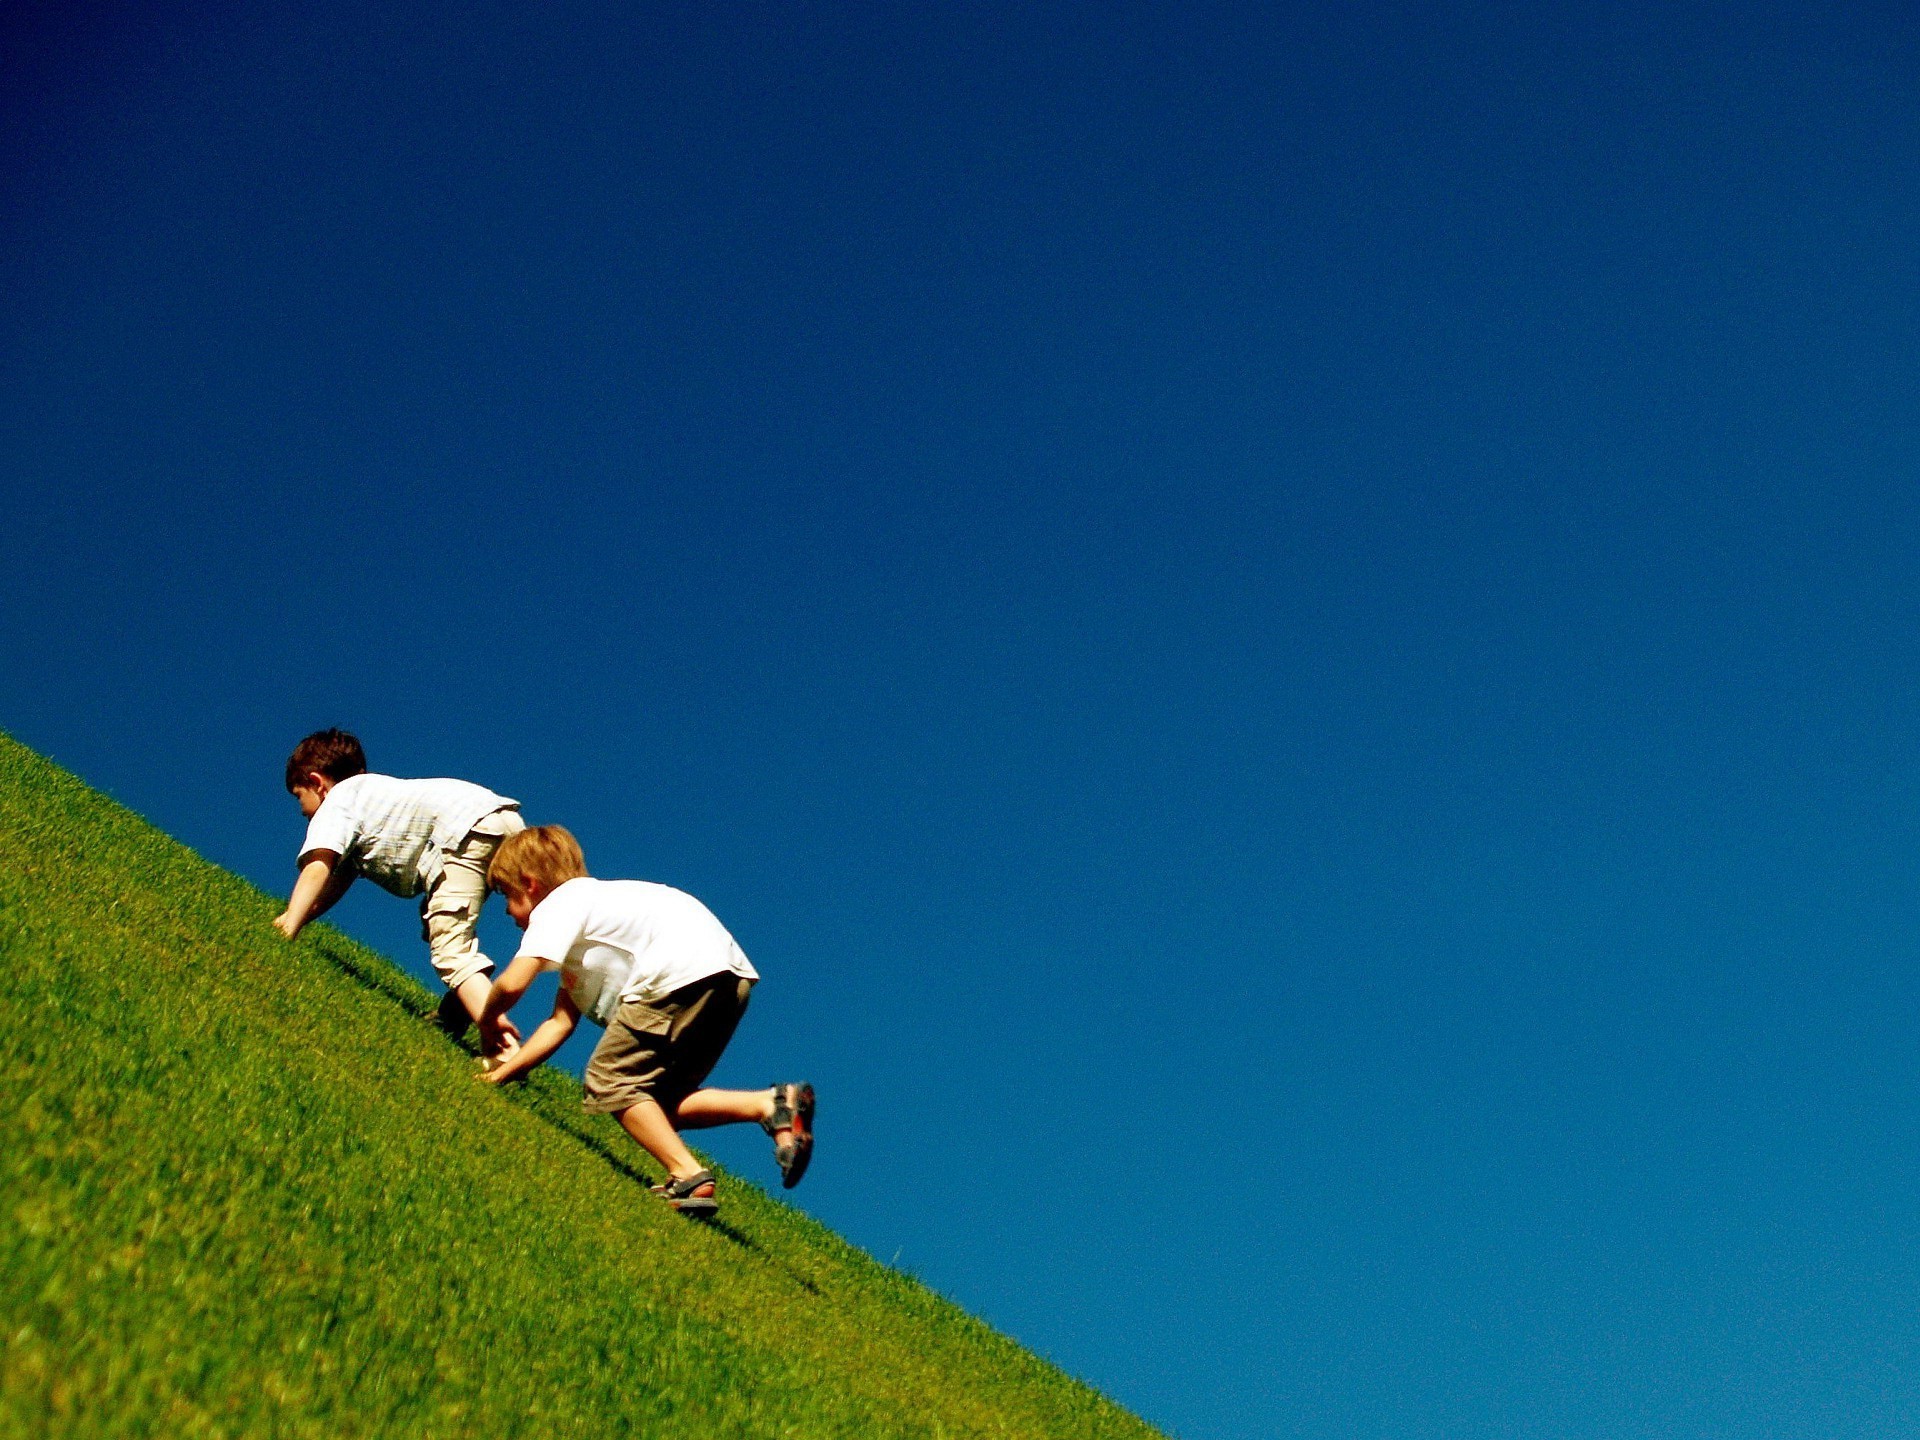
[0,734,1164,1440]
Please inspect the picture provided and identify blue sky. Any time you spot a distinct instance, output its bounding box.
[6,3,1920,1437]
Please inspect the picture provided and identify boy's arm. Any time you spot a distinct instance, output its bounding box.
[478,951,545,1052]
[484,988,579,1085]
[481,951,542,1022]
[273,851,349,939]
[309,859,355,918]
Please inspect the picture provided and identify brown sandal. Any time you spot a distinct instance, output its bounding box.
[653,1169,718,1215]
[761,1082,815,1189]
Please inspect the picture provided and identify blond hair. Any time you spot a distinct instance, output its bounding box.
[488,824,589,897]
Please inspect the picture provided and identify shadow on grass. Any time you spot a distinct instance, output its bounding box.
[310,930,820,1291]
[310,934,438,1024]
[495,1085,830,1291]
[311,934,486,1052]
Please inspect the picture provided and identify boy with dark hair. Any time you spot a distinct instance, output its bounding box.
[480,824,814,1215]
[274,728,525,1052]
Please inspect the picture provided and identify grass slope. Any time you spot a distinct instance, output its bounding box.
[0,734,1163,1440]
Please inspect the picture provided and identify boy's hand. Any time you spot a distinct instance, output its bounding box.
[476,996,574,1089]
[476,1051,526,1085]
[480,1012,522,1054]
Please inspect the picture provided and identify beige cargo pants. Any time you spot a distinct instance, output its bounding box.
[420,808,527,991]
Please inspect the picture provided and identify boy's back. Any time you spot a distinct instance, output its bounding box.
[518,876,758,1023]
[302,772,515,898]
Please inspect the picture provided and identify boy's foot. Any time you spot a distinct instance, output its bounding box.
[653,1169,718,1216]
[434,989,471,1038]
[761,1082,815,1189]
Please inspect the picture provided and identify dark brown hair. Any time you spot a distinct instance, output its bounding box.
[285,729,368,791]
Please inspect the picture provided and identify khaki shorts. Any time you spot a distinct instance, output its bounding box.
[419,808,525,991]
[582,973,754,1116]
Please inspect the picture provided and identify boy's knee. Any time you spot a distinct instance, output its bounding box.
[437,952,494,993]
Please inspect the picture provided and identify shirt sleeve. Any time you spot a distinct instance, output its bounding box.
[515,887,583,970]
[300,791,357,862]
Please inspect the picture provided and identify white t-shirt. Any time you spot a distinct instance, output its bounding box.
[300,773,518,898]
[513,876,758,1025]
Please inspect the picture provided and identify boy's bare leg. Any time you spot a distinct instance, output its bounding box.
[449,974,519,1058]
[671,1085,814,1191]
[674,1088,777,1131]
[616,1099,706,1181]
[453,972,494,1026]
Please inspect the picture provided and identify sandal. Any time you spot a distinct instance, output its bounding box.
[761,1082,815,1189]
[654,1169,718,1216]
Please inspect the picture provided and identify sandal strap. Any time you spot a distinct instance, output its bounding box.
[761,1083,793,1137]
[663,1168,715,1198]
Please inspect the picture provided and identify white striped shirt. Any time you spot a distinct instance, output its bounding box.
[299,773,517,898]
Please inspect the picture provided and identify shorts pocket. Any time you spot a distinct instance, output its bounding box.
[421,891,475,944]
[615,999,675,1037]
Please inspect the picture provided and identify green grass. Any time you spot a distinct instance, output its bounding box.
[0,733,1165,1440]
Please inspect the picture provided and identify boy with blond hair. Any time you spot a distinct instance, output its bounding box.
[480,824,813,1215]
[274,728,525,1053]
